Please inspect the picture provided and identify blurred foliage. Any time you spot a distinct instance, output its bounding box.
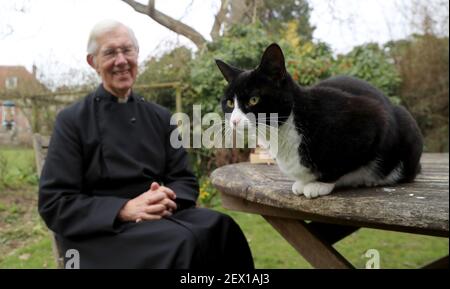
[135,46,193,109]
[282,21,335,85]
[334,44,402,104]
[197,177,220,208]
[191,21,402,113]
[0,148,38,190]
[387,34,449,152]
[256,0,315,41]
[191,23,277,113]
[221,0,314,42]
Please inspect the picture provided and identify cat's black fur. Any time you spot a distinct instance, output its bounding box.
[216,43,423,185]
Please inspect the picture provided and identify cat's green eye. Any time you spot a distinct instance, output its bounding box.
[248,96,260,106]
[226,99,234,108]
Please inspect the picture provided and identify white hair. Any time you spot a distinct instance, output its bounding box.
[86,19,139,56]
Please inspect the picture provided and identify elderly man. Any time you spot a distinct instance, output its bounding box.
[38,20,254,269]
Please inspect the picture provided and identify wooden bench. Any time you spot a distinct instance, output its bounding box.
[32,134,64,269]
[211,153,449,268]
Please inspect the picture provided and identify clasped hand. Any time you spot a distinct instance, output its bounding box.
[118,182,177,223]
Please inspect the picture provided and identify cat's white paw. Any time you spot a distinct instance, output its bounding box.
[291,181,305,195]
[303,182,335,199]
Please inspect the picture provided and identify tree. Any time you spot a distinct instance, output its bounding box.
[385,0,449,152]
[258,0,314,40]
[213,0,314,40]
[121,0,314,49]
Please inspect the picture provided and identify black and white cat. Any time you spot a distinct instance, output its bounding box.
[216,43,423,199]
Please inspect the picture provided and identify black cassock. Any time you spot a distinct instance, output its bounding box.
[38,84,254,269]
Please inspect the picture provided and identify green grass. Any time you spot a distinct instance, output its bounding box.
[0,186,57,269]
[0,146,55,268]
[0,147,38,189]
[335,227,449,268]
[0,237,56,269]
[0,147,448,269]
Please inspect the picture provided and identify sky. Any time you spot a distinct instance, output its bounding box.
[0,0,447,87]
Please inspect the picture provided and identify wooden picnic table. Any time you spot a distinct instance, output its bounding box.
[211,153,449,269]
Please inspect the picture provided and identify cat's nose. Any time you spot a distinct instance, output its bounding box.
[231,117,241,126]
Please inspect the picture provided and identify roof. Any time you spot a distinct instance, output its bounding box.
[0,65,48,94]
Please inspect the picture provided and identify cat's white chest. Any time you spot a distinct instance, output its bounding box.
[260,114,313,182]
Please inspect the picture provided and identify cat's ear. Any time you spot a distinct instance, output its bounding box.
[258,43,286,81]
[215,59,242,83]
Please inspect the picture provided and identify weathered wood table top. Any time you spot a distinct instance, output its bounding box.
[211,153,449,237]
[212,153,449,268]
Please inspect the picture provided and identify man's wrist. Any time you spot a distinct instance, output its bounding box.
[117,200,132,222]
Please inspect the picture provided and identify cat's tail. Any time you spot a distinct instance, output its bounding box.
[393,105,423,182]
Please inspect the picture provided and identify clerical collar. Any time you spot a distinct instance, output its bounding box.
[97,84,135,103]
[117,96,129,103]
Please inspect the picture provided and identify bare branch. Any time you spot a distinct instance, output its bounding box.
[229,0,250,24]
[148,0,155,14]
[122,0,207,49]
[179,0,195,21]
[210,0,230,41]
[0,24,13,40]
[252,0,259,24]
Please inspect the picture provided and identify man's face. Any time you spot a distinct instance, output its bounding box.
[90,26,138,97]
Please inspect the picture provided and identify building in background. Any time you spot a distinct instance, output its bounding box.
[0,65,47,146]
